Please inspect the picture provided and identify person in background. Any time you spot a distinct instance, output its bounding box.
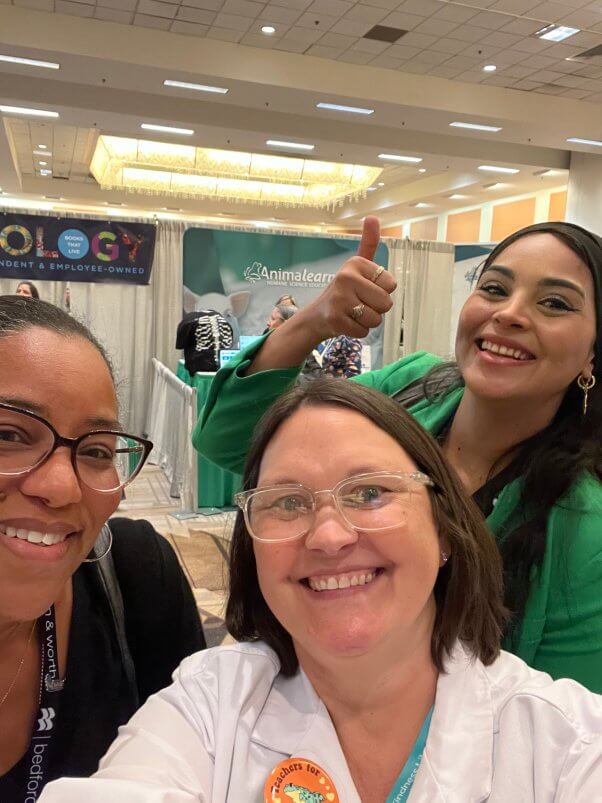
[194,218,602,693]
[266,303,299,330]
[0,296,205,799]
[39,380,602,802]
[276,293,297,307]
[304,334,363,379]
[16,281,39,299]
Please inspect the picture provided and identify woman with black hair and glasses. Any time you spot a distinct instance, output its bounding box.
[0,296,205,800]
[195,217,602,693]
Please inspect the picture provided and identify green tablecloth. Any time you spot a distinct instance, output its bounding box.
[177,361,241,509]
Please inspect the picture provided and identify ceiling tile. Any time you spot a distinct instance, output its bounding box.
[319,31,355,46]
[428,64,464,78]
[561,87,594,98]
[369,53,403,67]
[575,64,602,77]
[275,39,309,52]
[412,18,460,37]
[395,31,438,47]
[13,0,54,10]
[259,6,303,24]
[170,20,210,35]
[527,1,574,21]
[559,8,602,26]
[308,0,354,16]
[500,17,545,34]
[136,0,178,18]
[56,1,94,16]
[486,47,531,65]
[98,0,137,8]
[454,70,487,82]
[459,0,498,6]
[567,30,602,47]
[471,10,513,30]
[281,25,324,43]
[213,12,254,30]
[585,90,602,101]
[184,0,224,10]
[491,0,540,12]
[176,6,216,24]
[296,11,339,29]
[272,0,313,9]
[518,53,559,67]
[482,30,523,47]
[385,42,422,58]
[397,61,433,74]
[208,26,246,41]
[343,3,389,24]
[329,18,373,35]
[433,4,478,23]
[307,43,345,57]
[380,10,427,30]
[411,49,450,65]
[441,54,483,70]
[361,0,401,9]
[430,37,467,55]
[481,73,516,85]
[500,63,536,77]
[221,0,264,18]
[448,24,495,43]
[527,68,567,81]
[397,0,442,14]
[351,37,390,52]
[94,7,134,22]
[511,37,553,52]
[133,12,172,29]
[461,43,501,59]
[536,84,569,94]
[512,78,545,89]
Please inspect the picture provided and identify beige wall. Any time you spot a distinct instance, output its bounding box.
[410,217,438,240]
[491,197,536,241]
[446,209,481,243]
[548,190,567,221]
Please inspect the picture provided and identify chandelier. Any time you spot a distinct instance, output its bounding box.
[90,135,382,209]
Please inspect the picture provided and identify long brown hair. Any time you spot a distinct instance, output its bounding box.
[227,379,508,676]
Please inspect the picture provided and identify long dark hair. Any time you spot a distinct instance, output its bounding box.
[227,379,508,676]
[423,222,602,631]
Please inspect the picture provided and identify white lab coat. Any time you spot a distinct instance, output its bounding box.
[40,641,602,802]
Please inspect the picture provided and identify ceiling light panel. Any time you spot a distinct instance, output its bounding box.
[378,153,422,163]
[316,102,374,115]
[536,25,579,42]
[141,123,194,135]
[0,105,59,118]
[478,165,520,174]
[450,122,502,132]
[266,140,315,151]
[567,137,602,147]
[0,54,59,69]
[163,79,228,94]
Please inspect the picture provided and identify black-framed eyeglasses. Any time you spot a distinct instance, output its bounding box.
[235,471,435,543]
[0,403,153,493]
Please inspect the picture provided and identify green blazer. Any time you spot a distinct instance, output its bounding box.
[194,338,602,692]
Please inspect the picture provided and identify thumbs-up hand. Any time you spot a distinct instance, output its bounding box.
[297,216,397,343]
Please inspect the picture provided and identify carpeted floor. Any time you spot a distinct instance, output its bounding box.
[112,464,234,647]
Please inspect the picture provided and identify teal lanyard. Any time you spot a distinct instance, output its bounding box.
[385,707,433,803]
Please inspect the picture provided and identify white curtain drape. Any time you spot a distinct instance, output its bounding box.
[0,207,185,435]
[146,358,197,511]
[383,238,455,362]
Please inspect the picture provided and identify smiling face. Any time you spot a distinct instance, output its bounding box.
[456,233,596,408]
[0,328,121,625]
[252,405,443,665]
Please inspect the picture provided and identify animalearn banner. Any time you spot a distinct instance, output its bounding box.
[0,214,156,285]
[183,227,390,369]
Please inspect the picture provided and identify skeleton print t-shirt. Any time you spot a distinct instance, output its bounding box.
[176,310,234,374]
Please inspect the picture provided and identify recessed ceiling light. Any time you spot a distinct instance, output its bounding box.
[44,195,65,200]
[38,161,48,166]
[536,24,579,42]
[482,65,497,72]
[39,169,52,175]
[33,150,52,156]
[261,25,276,34]
[483,182,507,190]
[0,54,60,69]
[316,102,374,115]
[378,153,422,163]
[411,202,432,209]
[37,144,48,149]
[0,105,59,118]
[141,123,194,135]
[377,182,385,186]
[566,137,602,147]
[478,165,520,174]
[367,187,377,192]
[164,79,228,94]
[418,168,427,173]
[266,139,315,151]
[448,194,469,199]
[450,121,502,132]
[103,201,125,206]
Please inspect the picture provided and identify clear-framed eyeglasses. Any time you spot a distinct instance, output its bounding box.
[235,471,436,543]
[0,403,153,493]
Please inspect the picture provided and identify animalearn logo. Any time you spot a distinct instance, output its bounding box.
[243,260,336,288]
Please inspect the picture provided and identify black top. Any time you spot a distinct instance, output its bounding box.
[0,518,205,800]
[176,309,234,374]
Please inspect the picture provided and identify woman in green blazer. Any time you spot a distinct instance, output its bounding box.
[194,220,602,693]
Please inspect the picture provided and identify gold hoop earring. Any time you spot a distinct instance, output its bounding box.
[577,374,596,416]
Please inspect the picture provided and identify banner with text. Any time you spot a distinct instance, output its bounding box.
[183,227,390,369]
[0,214,156,285]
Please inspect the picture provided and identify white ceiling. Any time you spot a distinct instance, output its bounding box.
[0,0,599,227]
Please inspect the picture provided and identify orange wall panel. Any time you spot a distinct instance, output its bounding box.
[410,217,438,240]
[491,197,536,241]
[382,226,403,237]
[548,190,567,221]
[446,209,481,243]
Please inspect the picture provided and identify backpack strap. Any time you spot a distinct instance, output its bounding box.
[92,524,139,708]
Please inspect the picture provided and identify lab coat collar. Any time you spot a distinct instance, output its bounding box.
[251,642,493,802]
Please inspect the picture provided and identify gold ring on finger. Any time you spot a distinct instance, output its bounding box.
[371,265,385,283]
[350,303,365,322]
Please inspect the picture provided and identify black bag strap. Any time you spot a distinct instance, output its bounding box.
[92,524,139,708]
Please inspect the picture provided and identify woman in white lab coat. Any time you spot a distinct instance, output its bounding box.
[41,380,602,803]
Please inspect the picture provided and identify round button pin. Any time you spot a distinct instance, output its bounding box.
[264,758,340,803]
